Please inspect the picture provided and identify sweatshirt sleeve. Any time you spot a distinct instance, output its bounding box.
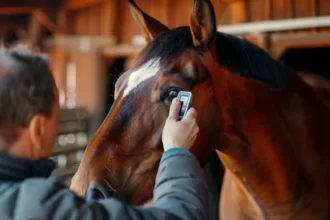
[4,149,209,220]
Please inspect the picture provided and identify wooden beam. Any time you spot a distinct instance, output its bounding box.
[28,13,43,48]
[57,8,68,33]
[43,48,69,104]
[103,44,144,58]
[34,9,62,34]
[0,7,61,34]
[217,15,330,35]
[0,7,35,15]
[100,0,115,36]
[222,0,248,2]
[64,0,106,11]
[270,31,330,58]
[43,35,116,52]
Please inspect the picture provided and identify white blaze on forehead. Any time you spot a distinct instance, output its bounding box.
[123,58,161,97]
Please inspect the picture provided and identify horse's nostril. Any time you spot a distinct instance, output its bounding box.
[85,181,113,201]
[86,187,105,201]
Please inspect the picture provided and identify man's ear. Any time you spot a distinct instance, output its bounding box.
[189,0,217,48]
[28,114,47,151]
[129,0,170,42]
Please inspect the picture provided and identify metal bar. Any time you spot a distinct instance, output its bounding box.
[217,15,330,35]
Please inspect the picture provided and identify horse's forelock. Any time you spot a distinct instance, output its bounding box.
[137,27,194,66]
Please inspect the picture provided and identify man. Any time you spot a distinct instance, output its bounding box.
[0,45,208,220]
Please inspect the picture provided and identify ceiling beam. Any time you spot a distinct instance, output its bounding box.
[0,7,62,34]
[33,9,62,34]
[0,6,35,14]
[64,0,106,11]
[217,16,330,35]
[28,12,43,48]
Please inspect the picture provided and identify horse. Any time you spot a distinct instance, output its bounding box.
[70,0,330,219]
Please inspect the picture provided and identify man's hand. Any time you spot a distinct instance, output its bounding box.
[162,97,199,151]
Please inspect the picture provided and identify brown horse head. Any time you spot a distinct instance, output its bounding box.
[71,0,221,205]
[72,0,330,218]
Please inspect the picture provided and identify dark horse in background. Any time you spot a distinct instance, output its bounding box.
[71,0,330,219]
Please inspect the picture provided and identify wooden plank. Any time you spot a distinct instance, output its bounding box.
[222,1,249,24]
[65,0,106,11]
[174,0,194,26]
[319,0,330,15]
[119,0,137,44]
[0,7,61,34]
[272,0,293,20]
[216,16,330,35]
[265,0,272,19]
[43,48,68,99]
[166,0,177,28]
[270,31,330,58]
[318,0,330,31]
[69,52,108,131]
[75,10,85,34]
[34,9,61,34]
[87,5,100,35]
[0,7,35,15]
[57,9,68,33]
[213,1,226,24]
[103,44,144,58]
[150,0,168,28]
[42,35,116,52]
[222,0,247,2]
[79,8,90,34]
[66,12,77,34]
[28,13,42,48]
[249,0,272,22]
[100,0,114,36]
[293,0,316,18]
[161,0,172,28]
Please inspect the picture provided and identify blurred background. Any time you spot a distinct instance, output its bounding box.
[0,0,330,186]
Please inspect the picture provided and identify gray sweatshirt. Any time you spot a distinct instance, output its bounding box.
[0,149,209,220]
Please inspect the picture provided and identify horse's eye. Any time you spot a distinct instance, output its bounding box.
[168,90,178,99]
[160,86,181,103]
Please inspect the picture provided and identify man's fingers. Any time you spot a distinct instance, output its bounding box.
[168,98,181,120]
[182,108,197,121]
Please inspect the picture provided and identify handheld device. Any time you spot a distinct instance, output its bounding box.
[177,91,193,120]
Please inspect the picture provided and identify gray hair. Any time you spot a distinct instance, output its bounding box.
[0,44,55,144]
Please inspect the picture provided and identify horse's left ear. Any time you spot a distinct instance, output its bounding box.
[189,0,217,48]
[129,0,170,42]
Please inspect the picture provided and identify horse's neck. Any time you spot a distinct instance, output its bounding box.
[217,74,330,217]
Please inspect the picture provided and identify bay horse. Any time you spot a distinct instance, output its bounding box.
[71,0,330,219]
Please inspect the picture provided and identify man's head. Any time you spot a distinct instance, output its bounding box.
[0,45,59,159]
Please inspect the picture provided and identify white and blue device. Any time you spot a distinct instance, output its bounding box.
[177,91,193,120]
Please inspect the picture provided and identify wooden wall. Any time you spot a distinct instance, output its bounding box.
[61,0,330,44]
[43,43,110,132]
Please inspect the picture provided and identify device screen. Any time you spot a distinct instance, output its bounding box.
[178,91,192,120]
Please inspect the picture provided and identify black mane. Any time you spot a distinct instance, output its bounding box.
[138,26,294,88]
[214,32,294,88]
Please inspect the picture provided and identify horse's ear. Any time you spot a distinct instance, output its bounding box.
[129,0,170,42]
[189,0,217,48]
